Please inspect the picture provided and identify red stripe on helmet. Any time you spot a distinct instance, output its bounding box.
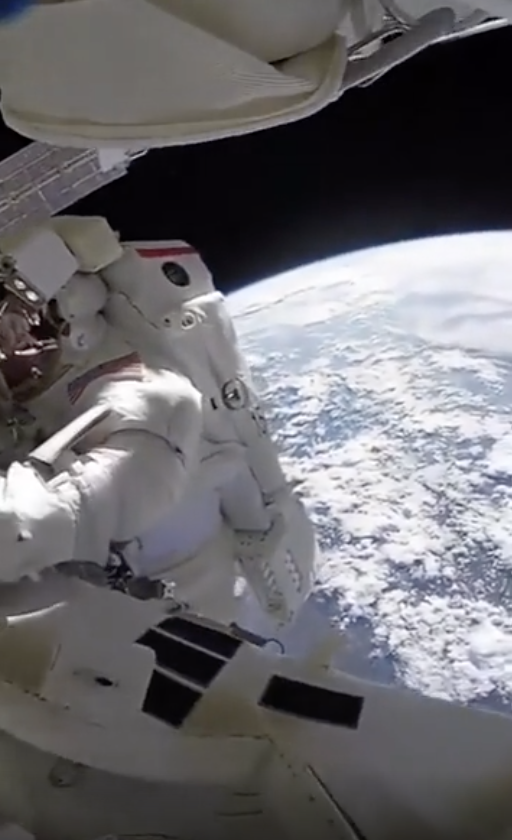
[135,246,196,258]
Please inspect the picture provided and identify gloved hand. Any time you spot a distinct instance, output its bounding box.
[0,461,76,583]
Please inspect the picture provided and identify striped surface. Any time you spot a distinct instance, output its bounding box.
[67,352,142,404]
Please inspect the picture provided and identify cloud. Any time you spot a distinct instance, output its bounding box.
[234,231,512,708]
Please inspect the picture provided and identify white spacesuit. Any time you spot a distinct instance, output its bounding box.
[0,216,318,626]
[0,0,507,150]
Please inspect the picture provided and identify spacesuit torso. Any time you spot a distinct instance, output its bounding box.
[0,216,318,627]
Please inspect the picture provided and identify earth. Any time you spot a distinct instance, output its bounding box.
[229,231,512,715]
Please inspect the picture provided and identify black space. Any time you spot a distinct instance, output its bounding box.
[1,27,511,294]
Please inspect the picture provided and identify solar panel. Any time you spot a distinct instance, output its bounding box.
[259,675,364,728]
[0,142,144,238]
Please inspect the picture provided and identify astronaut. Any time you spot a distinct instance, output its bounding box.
[0,216,318,626]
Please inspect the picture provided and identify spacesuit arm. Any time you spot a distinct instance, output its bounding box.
[0,369,203,583]
[58,369,203,554]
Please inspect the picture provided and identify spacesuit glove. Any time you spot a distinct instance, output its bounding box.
[0,460,76,583]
